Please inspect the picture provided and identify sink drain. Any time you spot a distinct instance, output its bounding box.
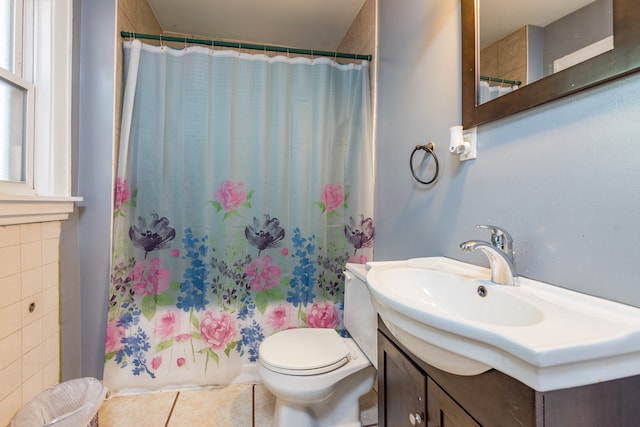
[477,285,488,297]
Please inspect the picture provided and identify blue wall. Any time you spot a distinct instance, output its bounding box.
[375,0,640,307]
[63,0,116,380]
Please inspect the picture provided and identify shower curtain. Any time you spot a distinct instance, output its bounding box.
[103,40,374,392]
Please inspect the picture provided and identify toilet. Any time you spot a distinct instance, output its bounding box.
[258,263,377,427]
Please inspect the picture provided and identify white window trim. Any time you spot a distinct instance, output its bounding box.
[0,0,82,224]
[0,194,81,225]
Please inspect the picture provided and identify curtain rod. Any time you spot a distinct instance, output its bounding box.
[120,32,372,61]
[480,75,522,86]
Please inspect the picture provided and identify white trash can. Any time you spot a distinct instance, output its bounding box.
[10,377,107,427]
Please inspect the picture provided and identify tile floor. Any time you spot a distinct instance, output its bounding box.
[98,383,378,427]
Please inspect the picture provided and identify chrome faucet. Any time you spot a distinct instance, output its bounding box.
[460,225,518,286]
[476,224,514,262]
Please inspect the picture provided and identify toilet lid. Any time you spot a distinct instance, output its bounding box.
[259,328,350,376]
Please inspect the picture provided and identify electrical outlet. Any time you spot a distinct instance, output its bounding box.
[460,127,477,161]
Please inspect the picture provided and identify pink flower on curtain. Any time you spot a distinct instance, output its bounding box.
[130,257,171,296]
[105,321,126,353]
[177,357,186,367]
[115,177,129,210]
[320,183,344,212]
[245,255,281,290]
[214,180,246,211]
[348,254,369,264]
[175,333,192,342]
[154,311,177,339]
[200,311,237,350]
[151,356,162,370]
[306,302,339,329]
[267,304,291,330]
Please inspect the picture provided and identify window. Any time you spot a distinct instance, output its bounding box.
[0,0,78,225]
[0,0,34,190]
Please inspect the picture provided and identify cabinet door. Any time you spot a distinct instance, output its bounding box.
[427,378,480,427]
[379,332,427,426]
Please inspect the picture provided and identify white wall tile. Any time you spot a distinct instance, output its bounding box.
[0,247,20,279]
[21,371,42,403]
[42,357,59,388]
[0,360,21,401]
[42,262,59,291]
[22,319,43,353]
[42,287,59,315]
[42,311,59,340]
[20,241,42,272]
[0,331,21,370]
[21,267,42,299]
[0,388,22,427]
[0,303,21,340]
[0,274,21,309]
[22,344,43,381]
[0,225,20,249]
[42,238,60,265]
[42,335,59,365]
[22,293,43,326]
[41,221,61,240]
[20,223,41,244]
[1,220,61,421]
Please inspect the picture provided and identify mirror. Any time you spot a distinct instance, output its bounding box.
[462,0,640,128]
[478,0,613,105]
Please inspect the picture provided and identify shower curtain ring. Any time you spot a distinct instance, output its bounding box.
[409,142,439,185]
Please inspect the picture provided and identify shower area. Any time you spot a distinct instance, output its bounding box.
[100,0,377,392]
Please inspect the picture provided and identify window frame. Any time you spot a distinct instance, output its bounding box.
[0,0,81,225]
[0,65,35,191]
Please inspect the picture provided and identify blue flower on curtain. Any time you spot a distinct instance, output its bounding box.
[287,228,317,319]
[236,319,265,363]
[129,214,176,256]
[245,215,286,254]
[177,228,210,313]
[106,305,156,378]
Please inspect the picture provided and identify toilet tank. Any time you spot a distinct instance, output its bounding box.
[344,263,377,369]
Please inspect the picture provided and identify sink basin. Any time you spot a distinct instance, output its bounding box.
[366,257,640,391]
[380,267,543,327]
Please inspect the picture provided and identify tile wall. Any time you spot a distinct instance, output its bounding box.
[480,26,528,86]
[0,222,62,426]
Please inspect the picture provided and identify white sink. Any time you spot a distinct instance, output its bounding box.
[366,257,640,391]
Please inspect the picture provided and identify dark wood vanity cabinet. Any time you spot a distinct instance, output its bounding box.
[378,320,640,427]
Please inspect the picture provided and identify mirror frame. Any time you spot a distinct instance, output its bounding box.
[462,0,640,128]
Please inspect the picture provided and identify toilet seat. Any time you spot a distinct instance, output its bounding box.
[259,328,350,376]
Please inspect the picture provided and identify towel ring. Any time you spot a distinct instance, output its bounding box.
[409,142,439,185]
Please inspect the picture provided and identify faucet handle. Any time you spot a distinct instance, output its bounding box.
[476,225,513,259]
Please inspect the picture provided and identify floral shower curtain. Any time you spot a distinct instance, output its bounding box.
[103,40,374,392]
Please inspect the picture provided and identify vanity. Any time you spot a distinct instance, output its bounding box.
[367,257,640,426]
[378,319,640,427]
